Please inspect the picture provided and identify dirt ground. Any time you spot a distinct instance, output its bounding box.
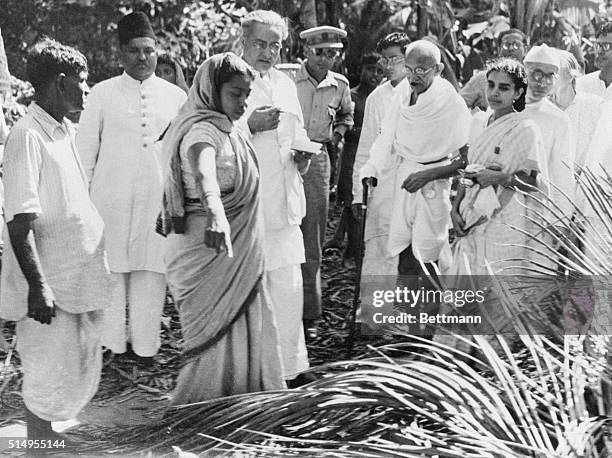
[0,203,392,455]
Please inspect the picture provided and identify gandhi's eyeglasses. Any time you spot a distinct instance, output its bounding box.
[404,64,436,77]
[529,69,558,84]
[595,42,612,52]
[249,39,282,55]
[312,48,340,59]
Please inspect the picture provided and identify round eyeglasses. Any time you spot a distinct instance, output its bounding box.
[404,64,436,77]
[501,41,523,51]
[529,69,558,84]
[380,55,405,66]
[250,39,282,55]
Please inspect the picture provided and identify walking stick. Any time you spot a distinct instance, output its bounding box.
[346,177,377,358]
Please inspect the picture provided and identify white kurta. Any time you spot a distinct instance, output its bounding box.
[565,92,603,169]
[576,71,612,102]
[1,102,111,422]
[522,99,575,216]
[76,72,187,273]
[237,67,311,377]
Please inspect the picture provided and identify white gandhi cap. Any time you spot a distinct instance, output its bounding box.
[523,44,560,71]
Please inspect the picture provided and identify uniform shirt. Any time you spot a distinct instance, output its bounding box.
[576,71,612,101]
[1,102,111,320]
[77,72,187,273]
[294,62,354,143]
[237,67,310,270]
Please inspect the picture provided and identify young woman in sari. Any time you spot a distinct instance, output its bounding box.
[161,53,285,403]
[449,58,545,277]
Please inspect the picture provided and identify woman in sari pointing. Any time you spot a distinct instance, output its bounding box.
[162,53,285,403]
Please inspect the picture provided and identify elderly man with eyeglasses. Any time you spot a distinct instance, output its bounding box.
[550,50,602,171]
[360,40,471,331]
[294,26,354,340]
[236,10,319,386]
[522,44,575,210]
[577,21,612,101]
[520,44,575,272]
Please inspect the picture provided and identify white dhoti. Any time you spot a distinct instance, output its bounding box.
[265,265,309,378]
[361,158,400,276]
[17,308,104,422]
[102,270,166,357]
[388,158,452,264]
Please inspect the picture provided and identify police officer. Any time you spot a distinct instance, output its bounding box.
[294,26,354,338]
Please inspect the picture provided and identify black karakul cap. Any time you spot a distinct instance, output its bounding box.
[118,11,156,45]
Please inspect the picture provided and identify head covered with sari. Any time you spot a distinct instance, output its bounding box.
[161,52,256,233]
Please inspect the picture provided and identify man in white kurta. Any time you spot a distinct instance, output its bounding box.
[76,12,187,357]
[1,39,112,440]
[351,32,411,277]
[550,50,603,171]
[576,22,612,101]
[360,41,471,276]
[522,45,575,220]
[238,10,313,380]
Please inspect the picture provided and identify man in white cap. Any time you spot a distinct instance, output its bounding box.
[577,21,612,101]
[237,9,317,386]
[522,44,575,219]
[77,12,187,360]
[294,25,354,339]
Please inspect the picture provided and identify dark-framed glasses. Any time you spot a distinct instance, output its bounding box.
[595,41,612,52]
[250,39,282,55]
[313,48,340,59]
[529,69,558,84]
[380,55,405,66]
[501,41,523,51]
[404,64,436,77]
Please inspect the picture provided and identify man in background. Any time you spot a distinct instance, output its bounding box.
[77,12,187,360]
[294,25,354,339]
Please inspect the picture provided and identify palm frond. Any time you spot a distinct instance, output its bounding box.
[77,333,610,457]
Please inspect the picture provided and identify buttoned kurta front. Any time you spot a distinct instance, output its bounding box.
[77,73,187,273]
[239,68,310,270]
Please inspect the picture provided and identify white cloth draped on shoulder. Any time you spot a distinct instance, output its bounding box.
[447,112,545,276]
[360,77,471,262]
